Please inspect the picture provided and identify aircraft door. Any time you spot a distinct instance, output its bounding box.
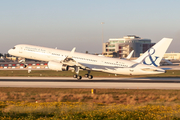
[19,47,23,53]
[47,51,51,58]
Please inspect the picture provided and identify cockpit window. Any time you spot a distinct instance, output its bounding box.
[12,47,16,49]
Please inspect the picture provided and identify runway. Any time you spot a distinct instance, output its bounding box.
[1,77,180,89]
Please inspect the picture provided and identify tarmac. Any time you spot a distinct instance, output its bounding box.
[1,77,180,89]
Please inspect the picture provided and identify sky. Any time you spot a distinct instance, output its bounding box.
[0,0,180,54]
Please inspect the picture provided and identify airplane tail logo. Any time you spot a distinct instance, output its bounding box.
[134,38,173,67]
[142,48,159,67]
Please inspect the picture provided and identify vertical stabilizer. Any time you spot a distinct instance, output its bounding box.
[134,38,173,67]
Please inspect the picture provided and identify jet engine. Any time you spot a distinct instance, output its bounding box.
[48,61,69,71]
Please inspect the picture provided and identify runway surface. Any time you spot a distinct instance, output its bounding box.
[1,77,180,89]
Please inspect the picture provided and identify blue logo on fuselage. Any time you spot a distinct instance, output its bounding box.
[143,48,159,67]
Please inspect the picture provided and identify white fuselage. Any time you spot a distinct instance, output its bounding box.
[8,44,165,75]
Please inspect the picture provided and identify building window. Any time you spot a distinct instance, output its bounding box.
[108,45,115,47]
[109,49,115,52]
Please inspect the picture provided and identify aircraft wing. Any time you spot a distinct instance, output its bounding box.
[61,48,121,70]
[79,62,122,70]
[61,47,87,69]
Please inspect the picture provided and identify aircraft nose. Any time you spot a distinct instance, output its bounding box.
[8,49,13,55]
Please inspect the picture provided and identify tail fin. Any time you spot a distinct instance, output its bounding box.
[134,38,173,67]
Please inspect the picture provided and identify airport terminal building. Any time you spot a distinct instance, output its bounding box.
[163,53,180,60]
[103,35,155,58]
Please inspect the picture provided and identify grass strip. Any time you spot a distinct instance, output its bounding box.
[0,70,180,77]
[1,101,180,120]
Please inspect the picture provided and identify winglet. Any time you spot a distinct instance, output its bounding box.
[63,47,76,62]
[68,47,76,58]
[126,50,134,60]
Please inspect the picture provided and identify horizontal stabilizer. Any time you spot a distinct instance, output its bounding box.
[160,68,172,70]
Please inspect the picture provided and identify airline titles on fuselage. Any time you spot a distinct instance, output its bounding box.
[24,47,46,53]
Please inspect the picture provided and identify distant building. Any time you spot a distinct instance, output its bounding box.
[103,35,155,58]
[163,53,180,60]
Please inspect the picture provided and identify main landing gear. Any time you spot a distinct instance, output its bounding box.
[73,74,93,80]
[84,70,93,79]
[73,74,82,80]
[73,67,93,80]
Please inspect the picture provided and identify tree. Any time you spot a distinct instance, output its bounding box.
[0,53,3,57]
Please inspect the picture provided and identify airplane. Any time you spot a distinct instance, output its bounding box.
[8,38,172,80]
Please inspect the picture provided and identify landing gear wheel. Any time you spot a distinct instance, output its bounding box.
[88,75,93,79]
[77,76,82,80]
[84,74,89,78]
[73,74,77,78]
[24,64,27,68]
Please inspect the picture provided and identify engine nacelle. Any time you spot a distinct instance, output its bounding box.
[48,61,69,71]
